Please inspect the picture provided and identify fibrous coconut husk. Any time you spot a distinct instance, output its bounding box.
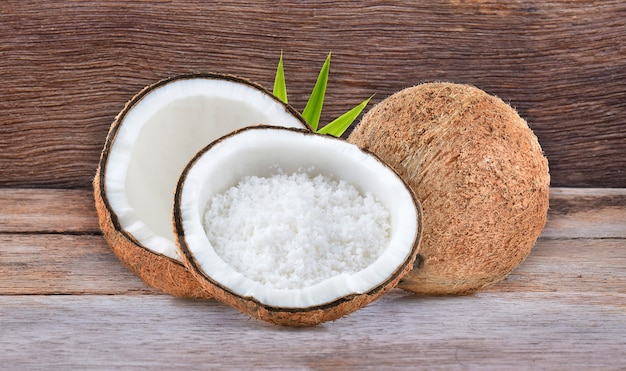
[93,74,310,299]
[348,82,550,295]
[173,126,423,326]
[94,163,210,298]
[176,212,421,326]
[92,76,216,299]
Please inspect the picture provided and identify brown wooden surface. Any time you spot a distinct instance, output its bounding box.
[1,187,625,369]
[1,1,625,368]
[1,1,625,188]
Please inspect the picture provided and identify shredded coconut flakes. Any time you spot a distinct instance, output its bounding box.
[204,169,391,289]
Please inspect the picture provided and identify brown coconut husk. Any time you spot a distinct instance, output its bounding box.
[94,163,210,298]
[177,242,420,326]
[92,75,220,299]
[175,199,422,326]
[348,82,550,295]
[172,126,423,326]
[93,74,310,299]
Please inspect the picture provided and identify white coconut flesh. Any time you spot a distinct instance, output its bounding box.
[104,76,308,261]
[175,126,420,309]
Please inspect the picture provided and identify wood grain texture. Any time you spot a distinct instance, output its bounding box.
[544,188,626,239]
[0,234,156,295]
[0,188,99,233]
[1,1,625,188]
[2,232,622,296]
[1,293,624,369]
[3,187,624,236]
[485,238,626,293]
[0,187,624,368]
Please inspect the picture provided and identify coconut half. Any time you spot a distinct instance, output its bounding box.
[174,126,422,326]
[348,82,550,295]
[94,74,309,298]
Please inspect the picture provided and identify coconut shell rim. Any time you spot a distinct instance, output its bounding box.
[96,73,311,264]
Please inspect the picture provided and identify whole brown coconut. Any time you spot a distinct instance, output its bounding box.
[348,82,549,295]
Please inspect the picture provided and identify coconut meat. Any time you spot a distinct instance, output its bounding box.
[104,78,306,260]
[177,128,419,309]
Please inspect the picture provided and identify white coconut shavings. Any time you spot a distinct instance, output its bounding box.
[203,170,391,290]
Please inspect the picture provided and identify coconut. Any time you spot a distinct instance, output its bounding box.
[174,126,422,326]
[94,74,309,298]
[348,82,549,295]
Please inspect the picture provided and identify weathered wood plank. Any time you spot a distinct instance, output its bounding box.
[486,238,626,293]
[1,1,625,188]
[2,187,625,236]
[1,229,623,296]
[544,188,626,239]
[0,186,623,367]
[0,234,155,295]
[0,292,623,369]
[0,188,100,234]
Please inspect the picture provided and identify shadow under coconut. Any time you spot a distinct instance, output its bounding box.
[168,296,337,331]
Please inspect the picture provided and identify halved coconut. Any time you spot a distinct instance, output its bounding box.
[174,126,422,326]
[94,74,309,298]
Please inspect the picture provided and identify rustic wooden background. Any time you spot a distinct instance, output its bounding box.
[1,2,625,369]
[1,0,625,189]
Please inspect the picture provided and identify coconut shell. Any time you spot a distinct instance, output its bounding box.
[93,74,310,299]
[94,162,210,298]
[348,82,550,295]
[175,203,421,326]
[173,126,423,326]
[91,75,213,299]
[177,239,420,326]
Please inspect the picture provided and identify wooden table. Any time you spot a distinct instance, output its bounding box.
[2,1,625,369]
[1,187,624,369]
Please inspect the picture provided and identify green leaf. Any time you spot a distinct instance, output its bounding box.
[273,52,288,104]
[302,53,331,131]
[317,95,373,137]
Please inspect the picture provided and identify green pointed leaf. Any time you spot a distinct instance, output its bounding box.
[273,52,288,104]
[317,95,373,137]
[302,53,331,131]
